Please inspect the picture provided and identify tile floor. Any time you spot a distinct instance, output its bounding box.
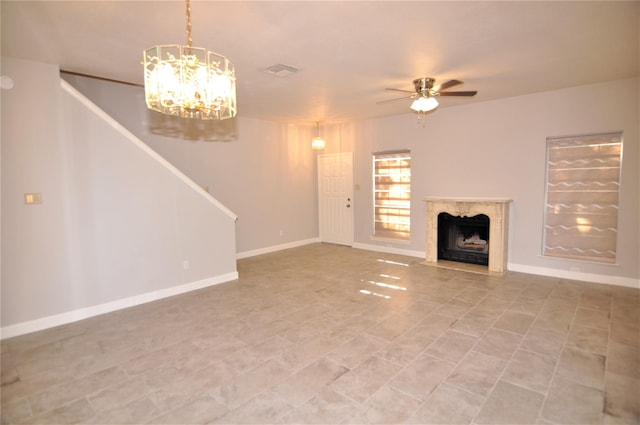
[1,243,639,424]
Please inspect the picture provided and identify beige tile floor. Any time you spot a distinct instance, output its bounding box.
[1,243,639,424]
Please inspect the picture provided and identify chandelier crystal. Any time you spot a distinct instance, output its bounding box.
[143,0,237,120]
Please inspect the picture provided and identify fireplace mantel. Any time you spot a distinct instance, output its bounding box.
[423,197,512,273]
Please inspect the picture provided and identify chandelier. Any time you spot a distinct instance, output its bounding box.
[143,0,237,120]
[311,122,325,150]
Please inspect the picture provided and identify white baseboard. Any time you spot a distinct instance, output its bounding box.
[350,244,639,289]
[508,263,639,289]
[237,239,425,260]
[0,272,238,340]
[236,238,320,259]
[352,242,425,259]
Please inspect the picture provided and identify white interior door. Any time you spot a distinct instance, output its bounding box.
[318,152,354,246]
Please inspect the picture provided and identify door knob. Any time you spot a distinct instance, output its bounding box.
[347,204,351,208]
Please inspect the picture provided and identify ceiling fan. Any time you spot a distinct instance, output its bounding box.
[379,77,477,113]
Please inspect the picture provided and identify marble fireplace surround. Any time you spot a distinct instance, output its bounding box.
[424,197,512,274]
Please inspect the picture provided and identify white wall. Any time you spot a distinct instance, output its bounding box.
[1,57,238,336]
[321,78,639,286]
[62,74,320,256]
[63,72,639,286]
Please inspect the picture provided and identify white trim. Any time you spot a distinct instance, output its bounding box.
[237,239,425,260]
[0,272,238,340]
[238,239,638,288]
[60,79,238,222]
[369,235,412,245]
[508,262,639,289]
[237,238,320,259]
[353,242,425,259]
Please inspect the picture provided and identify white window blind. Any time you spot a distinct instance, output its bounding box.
[543,132,622,263]
[373,150,411,241]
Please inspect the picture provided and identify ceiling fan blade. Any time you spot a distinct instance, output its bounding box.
[384,88,415,94]
[438,90,478,97]
[376,95,413,104]
[435,79,463,91]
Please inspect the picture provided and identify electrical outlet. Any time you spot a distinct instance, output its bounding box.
[183,260,189,270]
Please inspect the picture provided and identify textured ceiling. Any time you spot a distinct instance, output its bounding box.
[2,1,638,124]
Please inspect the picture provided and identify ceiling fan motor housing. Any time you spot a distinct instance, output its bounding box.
[413,77,435,96]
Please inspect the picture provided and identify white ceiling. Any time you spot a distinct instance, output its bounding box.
[2,1,638,124]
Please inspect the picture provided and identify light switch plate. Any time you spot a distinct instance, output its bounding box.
[24,193,42,205]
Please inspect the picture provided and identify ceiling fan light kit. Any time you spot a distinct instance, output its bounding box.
[410,96,439,112]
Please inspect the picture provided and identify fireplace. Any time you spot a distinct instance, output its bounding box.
[424,198,512,273]
[438,213,489,266]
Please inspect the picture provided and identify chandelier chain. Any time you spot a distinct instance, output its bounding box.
[186,0,192,49]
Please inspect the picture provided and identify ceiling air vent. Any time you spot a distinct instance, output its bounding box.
[263,64,299,78]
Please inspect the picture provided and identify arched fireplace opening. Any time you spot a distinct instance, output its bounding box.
[437,212,490,266]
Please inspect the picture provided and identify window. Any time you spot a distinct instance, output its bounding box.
[373,150,411,241]
[543,132,623,263]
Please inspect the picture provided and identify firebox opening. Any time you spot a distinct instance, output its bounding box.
[437,213,490,266]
